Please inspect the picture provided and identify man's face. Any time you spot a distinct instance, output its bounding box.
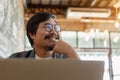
[30,18,60,51]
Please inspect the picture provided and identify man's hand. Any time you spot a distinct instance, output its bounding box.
[53,40,80,59]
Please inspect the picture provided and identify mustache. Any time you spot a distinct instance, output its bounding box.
[44,35,51,40]
[44,34,59,40]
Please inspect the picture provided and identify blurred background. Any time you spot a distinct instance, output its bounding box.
[0,0,120,80]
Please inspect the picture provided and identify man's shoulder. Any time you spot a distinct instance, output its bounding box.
[9,50,35,58]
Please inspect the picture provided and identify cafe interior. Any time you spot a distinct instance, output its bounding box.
[0,0,120,80]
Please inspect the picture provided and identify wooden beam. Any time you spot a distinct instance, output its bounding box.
[49,0,52,5]
[85,0,93,7]
[79,0,83,5]
[59,0,62,6]
[91,0,98,7]
[105,0,112,7]
[68,0,72,6]
[92,0,101,8]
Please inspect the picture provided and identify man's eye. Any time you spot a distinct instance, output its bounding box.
[45,24,53,31]
[55,25,60,32]
[46,24,52,29]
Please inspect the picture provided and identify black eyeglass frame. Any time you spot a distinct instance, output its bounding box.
[42,23,61,32]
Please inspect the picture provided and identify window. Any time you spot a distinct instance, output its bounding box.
[110,32,120,48]
[78,32,93,48]
[112,49,120,80]
[94,32,109,48]
[61,31,77,48]
[76,49,109,80]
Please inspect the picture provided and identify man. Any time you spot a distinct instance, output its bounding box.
[9,12,79,59]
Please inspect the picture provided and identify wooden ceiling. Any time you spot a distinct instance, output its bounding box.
[25,0,117,19]
[23,0,120,32]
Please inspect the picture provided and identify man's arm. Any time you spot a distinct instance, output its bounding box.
[53,40,80,59]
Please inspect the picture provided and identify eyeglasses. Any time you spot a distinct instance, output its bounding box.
[44,23,60,32]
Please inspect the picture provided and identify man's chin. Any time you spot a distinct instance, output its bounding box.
[48,43,55,50]
[48,46,54,50]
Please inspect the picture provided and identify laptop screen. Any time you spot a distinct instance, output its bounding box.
[0,59,104,80]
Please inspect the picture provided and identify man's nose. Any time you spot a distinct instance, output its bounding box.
[49,28,60,39]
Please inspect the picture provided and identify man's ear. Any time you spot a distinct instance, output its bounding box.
[29,32,34,39]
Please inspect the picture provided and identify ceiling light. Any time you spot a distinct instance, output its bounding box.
[104,40,107,47]
[118,13,120,19]
[80,19,115,23]
[114,1,120,8]
[104,30,109,34]
[113,36,119,43]
[95,29,99,33]
[90,29,95,38]
[115,21,120,28]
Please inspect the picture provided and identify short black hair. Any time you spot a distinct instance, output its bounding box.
[26,12,56,47]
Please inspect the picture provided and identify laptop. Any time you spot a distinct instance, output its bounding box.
[0,59,104,80]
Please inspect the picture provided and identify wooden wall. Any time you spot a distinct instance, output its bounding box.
[58,19,119,32]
